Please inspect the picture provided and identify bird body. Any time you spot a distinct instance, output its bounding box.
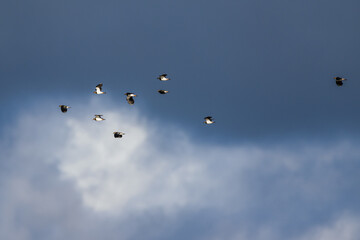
[125,92,137,105]
[126,96,135,105]
[94,83,106,94]
[93,115,105,121]
[59,105,71,113]
[204,116,214,124]
[334,77,347,86]
[158,90,169,94]
[113,132,125,138]
[158,74,170,81]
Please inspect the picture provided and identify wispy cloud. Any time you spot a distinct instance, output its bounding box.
[1,99,359,239]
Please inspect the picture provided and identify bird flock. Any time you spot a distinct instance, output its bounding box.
[59,74,216,139]
[59,75,346,138]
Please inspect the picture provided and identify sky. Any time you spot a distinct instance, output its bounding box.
[1,0,360,239]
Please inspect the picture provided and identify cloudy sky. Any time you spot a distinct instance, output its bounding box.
[1,0,360,239]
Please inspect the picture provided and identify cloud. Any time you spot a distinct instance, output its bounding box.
[1,99,360,239]
[297,214,360,240]
[52,105,219,214]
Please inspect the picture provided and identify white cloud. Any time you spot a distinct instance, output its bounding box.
[53,110,217,213]
[1,99,360,239]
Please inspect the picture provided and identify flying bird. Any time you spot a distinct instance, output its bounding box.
[158,90,169,94]
[157,74,170,81]
[113,132,125,138]
[125,92,137,105]
[93,115,105,121]
[94,83,106,94]
[59,105,71,113]
[334,77,347,86]
[204,116,214,125]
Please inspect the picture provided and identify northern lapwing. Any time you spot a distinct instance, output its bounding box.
[204,116,214,125]
[59,105,71,113]
[113,132,125,138]
[157,74,170,81]
[125,92,137,105]
[93,115,105,121]
[158,90,169,94]
[334,77,347,86]
[94,83,106,94]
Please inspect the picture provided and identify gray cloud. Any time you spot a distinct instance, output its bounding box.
[297,214,360,240]
[1,100,359,240]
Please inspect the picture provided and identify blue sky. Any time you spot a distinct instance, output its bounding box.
[1,0,360,239]
[2,0,360,141]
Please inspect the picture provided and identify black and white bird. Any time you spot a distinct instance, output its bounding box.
[334,77,347,86]
[157,74,170,81]
[113,132,125,138]
[94,83,106,94]
[59,105,71,113]
[204,116,214,125]
[93,115,105,121]
[125,92,137,105]
[158,90,169,94]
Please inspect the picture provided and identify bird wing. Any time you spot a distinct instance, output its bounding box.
[114,132,124,138]
[336,81,343,86]
[96,84,103,90]
[127,96,135,105]
[60,106,68,113]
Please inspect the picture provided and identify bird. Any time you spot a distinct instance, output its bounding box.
[94,83,106,94]
[59,105,71,113]
[334,77,347,86]
[204,116,214,125]
[93,115,105,121]
[113,132,125,138]
[125,92,137,105]
[158,90,169,94]
[157,74,170,81]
